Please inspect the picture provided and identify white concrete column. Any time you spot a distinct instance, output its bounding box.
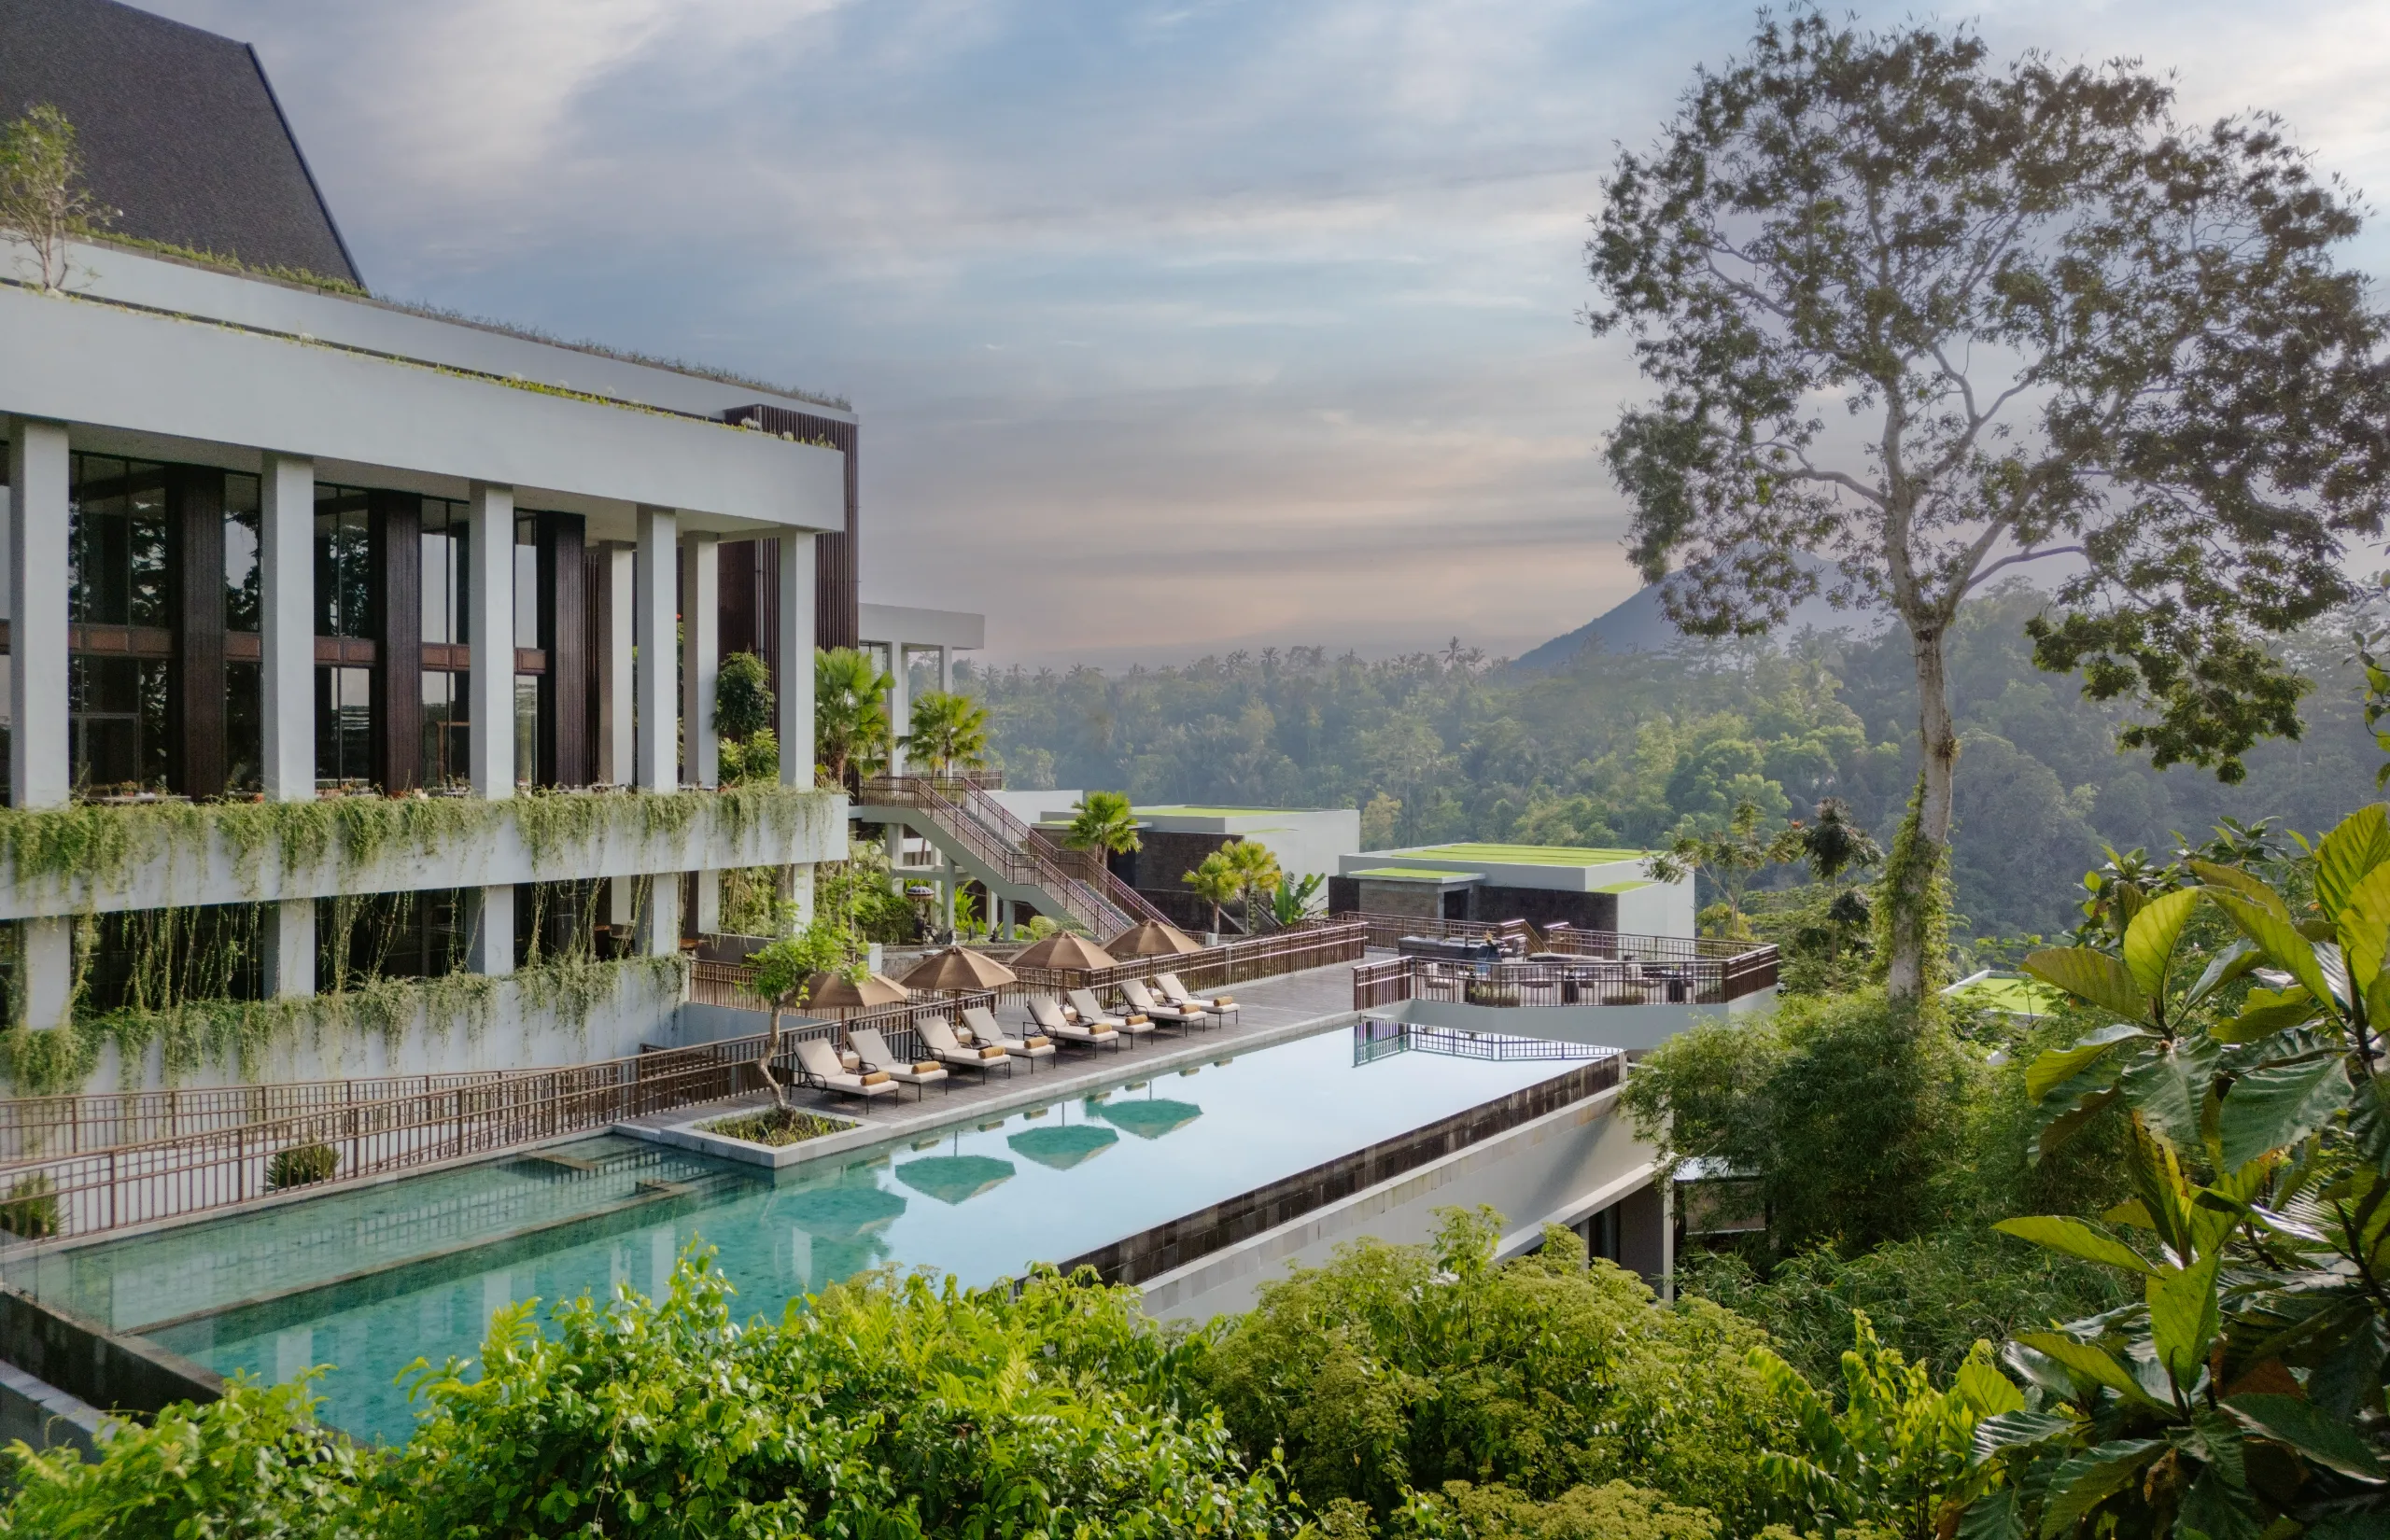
[778,534,815,791]
[263,899,315,1000]
[467,482,516,798]
[638,875,682,957]
[18,917,72,1029]
[599,543,635,786]
[633,508,677,792]
[778,865,815,931]
[467,884,514,976]
[886,643,910,776]
[694,870,722,935]
[8,418,69,810]
[680,531,718,788]
[936,645,950,693]
[259,453,316,803]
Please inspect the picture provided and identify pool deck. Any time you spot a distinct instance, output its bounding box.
[620,959,1367,1169]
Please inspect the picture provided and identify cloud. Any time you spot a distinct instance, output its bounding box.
[138,0,2390,666]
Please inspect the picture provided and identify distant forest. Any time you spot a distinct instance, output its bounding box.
[962,585,2384,943]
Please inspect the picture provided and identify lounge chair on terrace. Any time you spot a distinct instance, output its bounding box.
[794,1039,897,1104]
[962,1005,1056,1071]
[850,1026,949,1099]
[1068,987,1150,1043]
[1120,979,1202,1034]
[1156,972,1237,1027]
[1031,994,1120,1052]
[918,1015,1014,1078]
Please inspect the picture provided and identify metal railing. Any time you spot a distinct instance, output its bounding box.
[858,777,1146,935]
[1010,920,1365,1003]
[0,990,999,1244]
[0,1072,509,1164]
[1351,944,1779,1013]
[960,782,1174,930]
[1336,912,1537,953]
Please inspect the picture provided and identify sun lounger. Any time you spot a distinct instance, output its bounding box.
[918,1015,1014,1078]
[794,1039,897,1103]
[1120,979,1202,1034]
[962,1005,1056,1071]
[849,1027,949,1099]
[1156,972,1237,1027]
[1033,993,1120,1052]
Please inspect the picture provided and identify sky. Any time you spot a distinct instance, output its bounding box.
[137,0,2390,667]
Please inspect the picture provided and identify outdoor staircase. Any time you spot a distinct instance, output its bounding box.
[853,777,1174,937]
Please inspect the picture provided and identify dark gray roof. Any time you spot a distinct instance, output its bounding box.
[0,0,361,287]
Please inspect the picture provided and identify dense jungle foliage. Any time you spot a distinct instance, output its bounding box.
[968,588,2381,942]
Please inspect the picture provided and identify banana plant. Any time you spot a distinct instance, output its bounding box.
[1971,805,2390,1537]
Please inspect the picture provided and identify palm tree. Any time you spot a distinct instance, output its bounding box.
[1061,791,1141,880]
[905,690,990,778]
[1223,839,1283,931]
[1184,849,1241,939]
[815,647,893,791]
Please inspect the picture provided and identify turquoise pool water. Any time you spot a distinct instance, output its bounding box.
[59,1026,1590,1445]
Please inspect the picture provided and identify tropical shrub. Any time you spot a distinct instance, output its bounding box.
[1967,805,2390,1535]
[715,651,775,744]
[265,1142,339,1191]
[1196,1208,1792,1530]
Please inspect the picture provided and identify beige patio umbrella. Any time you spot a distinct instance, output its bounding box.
[803,971,911,1015]
[1011,931,1118,971]
[1104,919,1202,959]
[897,945,1020,992]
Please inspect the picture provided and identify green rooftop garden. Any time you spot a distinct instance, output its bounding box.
[1350,866,1477,881]
[1135,805,1319,818]
[1399,842,1649,866]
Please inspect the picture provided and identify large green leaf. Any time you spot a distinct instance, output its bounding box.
[2224,1393,2386,1478]
[2183,941,2262,1011]
[2312,804,2390,923]
[2038,1439,2165,1537]
[2212,985,2320,1045]
[2147,1254,2221,1390]
[2035,1087,2121,1162]
[2191,860,2287,915]
[2014,1334,2167,1410]
[2174,1465,2264,1540]
[2117,1039,2217,1151]
[1955,1357,2028,1417]
[1956,1490,2024,1540]
[1971,1408,2078,1459]
[2218,1056,2355,1170]
[2123,888,2202,1001]
[2023,948,2150,1023]
[1994,1216,2157,1275]
[2336,861,2390,993]
[2204,890,2336,1009]
[2026,1024,2149,1103]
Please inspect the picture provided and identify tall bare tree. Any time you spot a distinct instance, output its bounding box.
[1588,10,2390,1000]
[0,106,108,292]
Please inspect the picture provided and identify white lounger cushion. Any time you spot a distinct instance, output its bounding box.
[919,1015,1007,1067]
[1121,980,1200,1022]
[963,1006,1055,1058]
[1156,973,1223,1009]
[1066,989,1130,1029]
[796,1039,894,1097]
[851,1027,949,1085]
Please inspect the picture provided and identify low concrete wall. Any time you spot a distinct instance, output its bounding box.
[0,1286,219,1421]
[1140,1081,1658,1323]
[0,1359,107,1458]
[1385,988,1775,1054]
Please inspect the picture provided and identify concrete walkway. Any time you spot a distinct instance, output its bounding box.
[620,959,1363,1165]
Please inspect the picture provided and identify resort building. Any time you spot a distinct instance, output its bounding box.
[0,0,851,1088]
[1330,843,1696,935]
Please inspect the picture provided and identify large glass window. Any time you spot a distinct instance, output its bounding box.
[313,486,373,638]
[224,473,260,632]
[515,674,539,787]
[316,665,373,788]
[320,889,469,988]
[82,903,266,1014]
[421,499,468,644]
[69,455,167,626]
[422,670,469,788]
[70,655,168,791]
[514,517,538,649]
[227,660,261,792]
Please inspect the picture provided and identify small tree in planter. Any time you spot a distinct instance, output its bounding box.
[1185,850,1242,940]
[747,920,851,1113]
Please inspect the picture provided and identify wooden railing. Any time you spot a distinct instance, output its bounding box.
[1352,944,1779,1013]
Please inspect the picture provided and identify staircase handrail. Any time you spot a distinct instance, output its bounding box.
[859,777,1133,933]
[963,789,1175,930]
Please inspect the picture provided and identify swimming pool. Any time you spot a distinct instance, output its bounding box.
[34,1024,1597,1444]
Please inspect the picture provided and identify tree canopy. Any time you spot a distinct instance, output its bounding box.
[1586,8,2390,997]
